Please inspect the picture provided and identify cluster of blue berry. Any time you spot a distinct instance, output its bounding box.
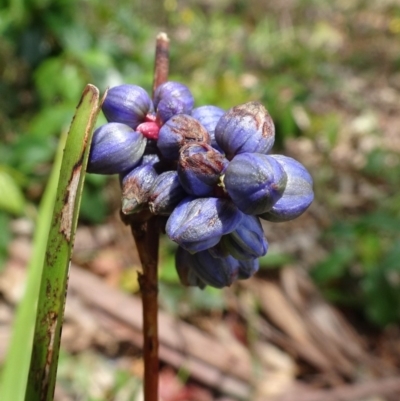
[88,82,314,289]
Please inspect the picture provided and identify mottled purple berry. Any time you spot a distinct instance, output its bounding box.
[157,114,210,160]
[121,164,158,214]
[177,142,228,196]
[148,171,187,215]
[223,152,287,215]
[259,155,314,222]
[215,101,275,159]
[87,123,146,175]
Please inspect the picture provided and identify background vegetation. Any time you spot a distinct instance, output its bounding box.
[1,0,400,398]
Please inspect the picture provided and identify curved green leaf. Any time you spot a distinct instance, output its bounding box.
[23,84,101,401]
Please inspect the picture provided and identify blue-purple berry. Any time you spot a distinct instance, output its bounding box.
[259,155,314,222]
[215,101,275,159]
[166,197,243,253]
[191,105,225,152]
[139,152,161,167]
[102,85,154,129]
[237,258,259,280]
[175,246,207,289]
[87,123,146,175]
[179,248,239,288]
[223,152,287,215]
[219,214,268,260]
[153,81,194,123]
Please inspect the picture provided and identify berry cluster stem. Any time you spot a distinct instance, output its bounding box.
[126,32,170,401]
[130,216,160,401]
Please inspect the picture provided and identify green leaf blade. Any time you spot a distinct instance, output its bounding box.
[24,84,101,401]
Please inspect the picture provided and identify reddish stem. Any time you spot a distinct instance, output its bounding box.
[129,216,160,401]
[124,32,170,401]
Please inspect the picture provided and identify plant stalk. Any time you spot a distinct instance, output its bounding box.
[130,216,160,401]
[124,32,170,401]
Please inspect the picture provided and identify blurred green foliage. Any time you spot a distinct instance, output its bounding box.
[1,0,400,335]
[313,148,400,326]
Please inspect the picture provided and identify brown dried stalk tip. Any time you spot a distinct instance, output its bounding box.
[152,32,170,96]
[157,32,170,43]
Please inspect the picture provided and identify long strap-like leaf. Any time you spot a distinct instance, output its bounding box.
[24,84,101,401]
